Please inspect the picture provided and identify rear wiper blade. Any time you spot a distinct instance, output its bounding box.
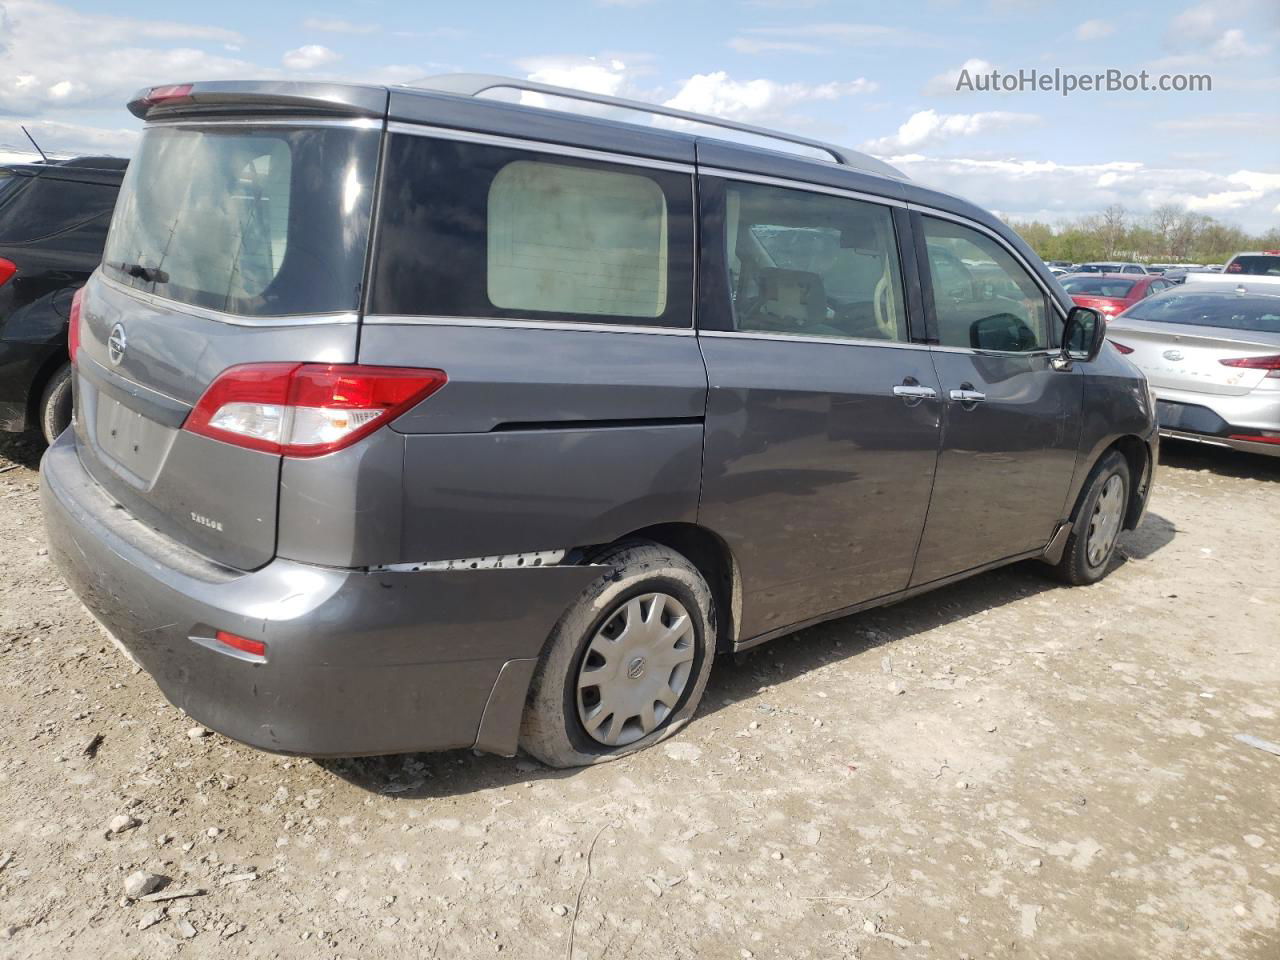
[109,260,169,284]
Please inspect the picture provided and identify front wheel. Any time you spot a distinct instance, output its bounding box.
[1051,450,1130,585]
[520,541,715,768]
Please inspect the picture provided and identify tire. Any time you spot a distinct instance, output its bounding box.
[1051,450,1130,586]
[39,364,73,446]
[520,541,716,769]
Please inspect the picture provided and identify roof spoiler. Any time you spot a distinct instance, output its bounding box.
[127,81,388,121]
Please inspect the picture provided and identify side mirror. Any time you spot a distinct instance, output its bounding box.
[1055,306,1105,369]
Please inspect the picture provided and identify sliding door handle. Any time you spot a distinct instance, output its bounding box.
[949,389,987,402]
[893,385,937,399]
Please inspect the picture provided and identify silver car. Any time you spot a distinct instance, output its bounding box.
[1108,280,1280,456]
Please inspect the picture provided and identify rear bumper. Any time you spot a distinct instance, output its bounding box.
[1154,389,1280,458]
[1159,427,1280,458]
[40,431,599,757]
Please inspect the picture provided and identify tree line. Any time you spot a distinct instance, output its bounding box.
[1005,205,1280,265]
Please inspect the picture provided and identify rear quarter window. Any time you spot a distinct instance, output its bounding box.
[0,175,117,248]
[369,134,693,327]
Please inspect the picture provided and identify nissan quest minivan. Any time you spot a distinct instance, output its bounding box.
[41,76,1157,768]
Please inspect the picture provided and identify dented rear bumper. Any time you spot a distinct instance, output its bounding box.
[40,431,597,757]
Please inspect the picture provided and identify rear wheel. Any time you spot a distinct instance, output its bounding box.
[1052,450,1130,585]
[39,364,73,445]
[520,542,715,768]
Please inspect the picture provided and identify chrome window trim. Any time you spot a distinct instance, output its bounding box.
[929,344,1058,358]
[96,272,359,328]
[385,120,695,173]
[362,314,696,336]
[144,117,382,131]
[698,329,931,351]
[698,166,907,209]
[907,202,1069,321]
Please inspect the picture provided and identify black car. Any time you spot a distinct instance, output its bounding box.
[0,156,126,442]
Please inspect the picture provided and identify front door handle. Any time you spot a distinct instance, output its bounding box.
[893,385,938,399]
[949,389,987,402]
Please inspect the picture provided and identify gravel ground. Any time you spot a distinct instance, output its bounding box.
[2,431,1278,959]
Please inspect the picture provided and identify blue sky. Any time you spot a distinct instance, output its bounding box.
[1,0,1277,230]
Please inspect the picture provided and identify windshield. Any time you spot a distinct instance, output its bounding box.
[103,124,377,317]
[1226,255,1280,277]
[1061,277,1136,297]
[1123,292,1280,334]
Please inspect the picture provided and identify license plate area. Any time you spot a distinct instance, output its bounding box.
[94,393,175,485]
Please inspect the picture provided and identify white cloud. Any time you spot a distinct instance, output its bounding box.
[924,58,996,95]
[1161,2,1273,60]
[302,17,379,34]
[1157,113,1280,135]
[1075,19,1115,41]
[0,0,253,112]
[728,23,941,54]
[728,37,826,54]
[880,154,1280,232]
[1168,2,1218,39]
[861,109,1040,153]
[664,72,876,121]
[281,44,341,70]
[519,56,631,97]
[1210,28,1270,58]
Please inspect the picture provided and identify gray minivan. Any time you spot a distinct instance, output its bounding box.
[41,75,1157,768]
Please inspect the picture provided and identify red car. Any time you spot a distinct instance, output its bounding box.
[1060,272,1174,319]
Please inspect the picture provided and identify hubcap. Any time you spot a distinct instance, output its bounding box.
[1087,474,1125,567]
[576,592,696,747]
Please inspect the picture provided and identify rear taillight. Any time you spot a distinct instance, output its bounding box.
[142,83,193,106]
[68,287,84,365]
[0,257,15,287]
[1110,340,1134,354]
[184,363,447,457]
[1220,354,1280,379]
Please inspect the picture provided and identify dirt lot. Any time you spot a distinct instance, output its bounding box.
[1,431,1278,960]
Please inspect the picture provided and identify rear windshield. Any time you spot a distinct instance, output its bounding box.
[1226,255,1280,277]
[0,169,26,215]
[1061,276,1136,297]
[1123,292,1280,334]
[103,125,377,317]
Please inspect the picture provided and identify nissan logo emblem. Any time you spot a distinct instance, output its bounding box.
[107,323,127,365]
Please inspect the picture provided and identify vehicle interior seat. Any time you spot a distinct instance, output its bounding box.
[743,267,845,336]
[826,215,904,341]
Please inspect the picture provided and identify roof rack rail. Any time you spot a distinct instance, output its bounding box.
[407,73,902,178]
